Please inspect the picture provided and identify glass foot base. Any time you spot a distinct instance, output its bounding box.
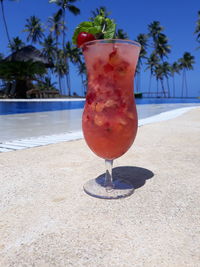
[83,176,134,199]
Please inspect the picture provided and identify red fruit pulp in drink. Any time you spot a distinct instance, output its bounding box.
[82,41,140,160]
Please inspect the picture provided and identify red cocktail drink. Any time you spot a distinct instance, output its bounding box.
[82,39,141,199]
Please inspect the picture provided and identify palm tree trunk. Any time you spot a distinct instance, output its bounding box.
[173,76,175,98]
[135,63,141,92]
[160,79,166,97]
[0,0,11,46]
[181,70,185,98]
[57,73,62,93]
[54,36,62,94]
[65,67,71,96]
[156,78,159,95]
[62,8,66,49]
[184,71,188,97]
[148,72,152,97]
[136,72,141,92]
[138,73,141,93]
[62,8,71,96]
[58,76,62,94]
[81,74,85,96]
[166,77,170,98]
[181,69,188,98]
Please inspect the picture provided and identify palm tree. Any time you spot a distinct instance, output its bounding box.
[65,41,87,96]
[77,61,86,96]
[0,60,47,98]
[41,35,57,63]
[0,0,15,45]
[40,35,57,84]
[48,11,64,93]
[178,52,195,97]
[115,29,129,39]
[8,36,25,52]
[148,21,163,43]
[24,16,45,44]
[170,62,180,97]
[135,33,149,92]
[0,0,11,45]
[90,6,110,20]
[155,63,165,96]
[64,41,83,96]
[135,34,149,58]
[148,21,172,97]
[147,21,163,96]
[49,0,80,47]
[194,10,200,48]
[148,21,171,61]
[48,10,63,49]
[0,53,4,88]
[37,76,58,91]
[55,48,68,95]
[155,33,171,61]
[146,52,160,96]
[154,62,170,97]
[65,41,81,64]
[161,61,171,97]
[0,53,4,60]
[49,0,80,96]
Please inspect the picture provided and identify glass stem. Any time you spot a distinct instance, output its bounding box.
[104,159,114,191]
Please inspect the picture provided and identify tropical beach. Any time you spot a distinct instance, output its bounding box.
[0,1,200,98]
[1,0,200,266]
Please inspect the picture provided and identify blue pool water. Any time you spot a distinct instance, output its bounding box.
[0,98,200,115]
[0,100,85,115]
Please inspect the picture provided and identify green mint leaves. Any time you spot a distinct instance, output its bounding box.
[72,15,116,45]
[72,21,101,45]
[103,18,116,39]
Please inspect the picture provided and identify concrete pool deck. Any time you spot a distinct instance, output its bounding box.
[0,107,200,266]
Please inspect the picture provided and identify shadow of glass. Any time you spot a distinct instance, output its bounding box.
[88,166,154,199]
[112,166,154,189]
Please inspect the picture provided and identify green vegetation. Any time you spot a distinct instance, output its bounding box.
[135,20,196,98]
[194,11,200,49]
[0,3,199,98]
[0,60,46,98]
[72,11,116,44]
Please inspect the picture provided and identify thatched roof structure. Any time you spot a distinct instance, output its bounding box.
[4,45,53,68]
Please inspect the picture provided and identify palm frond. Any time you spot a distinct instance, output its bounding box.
[67,5,80,15]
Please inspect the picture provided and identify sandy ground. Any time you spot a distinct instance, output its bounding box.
[0,108,200,267]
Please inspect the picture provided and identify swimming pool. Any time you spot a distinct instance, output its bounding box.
[0,98,200,115]
[0,100,85,115]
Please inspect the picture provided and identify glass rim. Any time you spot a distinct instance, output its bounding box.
[81,39,141,48]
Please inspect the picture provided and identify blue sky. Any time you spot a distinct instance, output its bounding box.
[0,0,199,97]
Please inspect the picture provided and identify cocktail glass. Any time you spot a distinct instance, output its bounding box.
[82,39,141,199]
